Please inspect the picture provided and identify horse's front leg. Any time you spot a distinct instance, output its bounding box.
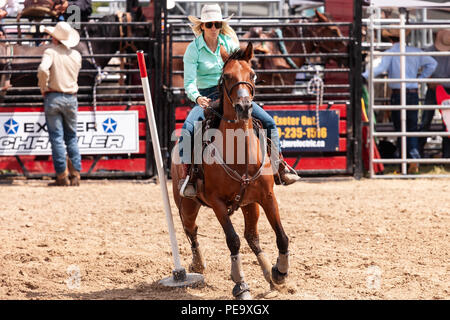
[260,191,290,285]
[211,199,251,300]
[178,197,206,274]
[241,203,273,286]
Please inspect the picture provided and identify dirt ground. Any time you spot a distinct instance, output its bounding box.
[0,177,448,300]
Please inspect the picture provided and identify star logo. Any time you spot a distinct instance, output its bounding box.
[4,118,19,135]
[102,117,117,133]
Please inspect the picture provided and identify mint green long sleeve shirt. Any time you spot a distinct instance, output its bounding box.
[183,33,240,103]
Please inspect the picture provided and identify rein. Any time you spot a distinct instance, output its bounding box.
[204,120,267,216]
[204,72,263,215]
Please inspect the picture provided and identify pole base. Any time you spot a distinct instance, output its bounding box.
[159,268,204,288]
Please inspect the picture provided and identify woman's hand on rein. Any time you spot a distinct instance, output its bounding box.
[196,96,211,109]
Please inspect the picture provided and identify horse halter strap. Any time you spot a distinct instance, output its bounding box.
[116,11,139,53]
[222,79,255,107]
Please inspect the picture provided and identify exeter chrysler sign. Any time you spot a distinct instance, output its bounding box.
[0,111,139,155]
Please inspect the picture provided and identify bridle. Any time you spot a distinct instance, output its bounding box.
[116,11,139,53]
[203,56,266,216]
[221,72,255,108]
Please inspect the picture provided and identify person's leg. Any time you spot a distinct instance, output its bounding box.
[44,93,69,185]
[61,95,82,186]
[390,93,401,157]
[179,105,205,164]
[406,92,420,160]
[250,102,299,185]
[178,104,205,197]
[419,88,436,157]
[250,102,280,152]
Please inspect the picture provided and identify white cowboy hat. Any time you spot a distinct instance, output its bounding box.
[167,0,175,10]
[43,22,80,48]
[435,29,450,52]
[188,4,234,25]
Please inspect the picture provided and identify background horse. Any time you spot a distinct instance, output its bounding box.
[244,10,348,94]
[170,42,290,300]
[0,6,149,92]
[165,10,347,102]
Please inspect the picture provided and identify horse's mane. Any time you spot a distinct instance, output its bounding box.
[87,14,120,38]
[206,48,249,127]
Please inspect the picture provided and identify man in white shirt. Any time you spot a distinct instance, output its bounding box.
[37,22,82,186]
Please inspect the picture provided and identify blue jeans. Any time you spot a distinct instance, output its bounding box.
[179,87,280,164]
[44,92,81,174]
[390,92,420,159]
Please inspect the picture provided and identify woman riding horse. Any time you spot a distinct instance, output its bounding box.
[178,4,299,198]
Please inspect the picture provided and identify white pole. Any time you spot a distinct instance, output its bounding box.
[136,51,183,271]
[369,5,375,179]
[399,8,407,175]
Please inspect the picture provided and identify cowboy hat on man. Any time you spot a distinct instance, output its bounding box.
[43,21,80,48]
[435,29,450,52]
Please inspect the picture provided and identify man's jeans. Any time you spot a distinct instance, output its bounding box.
[44,92,81,174]
[179,87,280,164]
[390,92,421,159]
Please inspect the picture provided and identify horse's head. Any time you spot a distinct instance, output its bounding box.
[128,6,151,52]
[310,10,348,67]
[219,43,256,121]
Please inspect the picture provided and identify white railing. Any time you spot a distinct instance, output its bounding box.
[367,5,450,179]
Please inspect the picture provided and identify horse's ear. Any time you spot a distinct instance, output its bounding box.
[243,42,254,63]
[316,10,329,22]
[135,6,143,20]
[220,45,229,62]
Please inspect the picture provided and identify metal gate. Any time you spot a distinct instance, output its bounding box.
[365,3,450,178]
[161,0,363,178]
[0,3,164,179]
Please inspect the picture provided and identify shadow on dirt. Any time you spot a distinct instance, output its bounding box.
[25,281,230,300]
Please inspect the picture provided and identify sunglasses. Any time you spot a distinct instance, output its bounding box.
[204,22,222,29]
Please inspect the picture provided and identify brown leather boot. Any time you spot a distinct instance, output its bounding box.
[48,168,70,186]
[67,158,81,186]
[274,154,300,186]
[179,163,196,198]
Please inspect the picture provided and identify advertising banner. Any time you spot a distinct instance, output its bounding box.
[0,111,140,155]
[266,110,340,152]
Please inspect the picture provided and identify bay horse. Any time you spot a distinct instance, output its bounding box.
[170,42,289,300]
[0,6,149,92]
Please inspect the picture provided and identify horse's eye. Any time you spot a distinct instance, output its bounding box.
[224,74,232,81]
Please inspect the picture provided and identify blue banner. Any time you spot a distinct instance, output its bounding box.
[266,110,340,152]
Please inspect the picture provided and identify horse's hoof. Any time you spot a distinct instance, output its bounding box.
[189,262,206,274]
[271,266,288,285]
[232,282,251,300]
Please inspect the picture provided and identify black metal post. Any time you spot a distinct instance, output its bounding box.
[351,0,363,179]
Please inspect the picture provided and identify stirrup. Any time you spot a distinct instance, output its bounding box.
[180,175,197,198]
